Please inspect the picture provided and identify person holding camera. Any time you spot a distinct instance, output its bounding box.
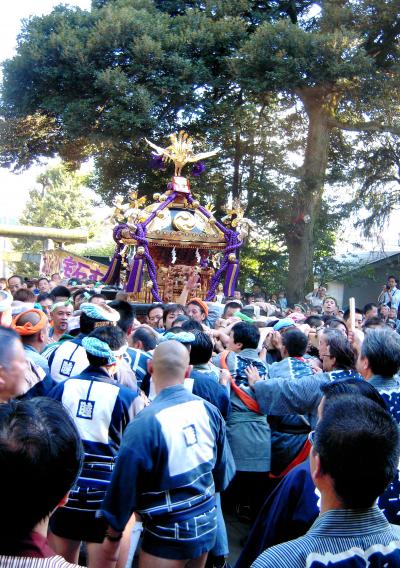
[378,275,400,310]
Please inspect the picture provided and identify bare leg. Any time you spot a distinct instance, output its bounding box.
[117,513,138,568]
[88,542,108,568]
[139,551,208,568]
[186,553,208,568]
[48,531,81,564]
[139,550,187,568]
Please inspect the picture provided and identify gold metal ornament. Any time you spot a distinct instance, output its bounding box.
[172,211,196,232]
[137,246,145,255]
[228,253,237,262]
[145,131,218,176]
[204,203,216,215]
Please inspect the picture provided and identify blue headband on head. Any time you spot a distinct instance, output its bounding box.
[80,302,120,323]
[161,331,196,344]
[273,318,296,332]
[82,337,117,365]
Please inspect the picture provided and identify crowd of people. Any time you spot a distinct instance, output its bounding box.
[1,270,400,567]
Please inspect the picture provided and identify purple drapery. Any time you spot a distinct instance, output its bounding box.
[124,193,176,301]
[185,194,243,301]
[126,255,144,292]
[101,225,129,286]
[224,259,240,297]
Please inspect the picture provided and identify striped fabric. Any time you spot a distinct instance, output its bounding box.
[0,556,82,567]
[252,507,400,567]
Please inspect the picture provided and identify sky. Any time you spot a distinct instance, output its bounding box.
[0,1,92,221]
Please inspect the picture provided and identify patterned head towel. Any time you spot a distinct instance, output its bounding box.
[13,309,48,336]
[82,336,127,365]
[80,302,120,325]
[50,299,74,312]
[273,318,296,332]
[161,331,196,345]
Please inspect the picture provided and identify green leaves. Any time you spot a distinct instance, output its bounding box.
[20,165,94,229]
[237,20,372,92]
[12,164,97,274]
[1,0,399,296]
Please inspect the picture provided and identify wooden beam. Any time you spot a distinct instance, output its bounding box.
[0,224,88,243]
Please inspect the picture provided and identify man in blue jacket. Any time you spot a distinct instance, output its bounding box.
[99,340,235,568]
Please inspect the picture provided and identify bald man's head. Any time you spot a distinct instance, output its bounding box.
[150,340,190,390]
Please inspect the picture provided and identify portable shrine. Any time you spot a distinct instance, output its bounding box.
[103,132,253,302]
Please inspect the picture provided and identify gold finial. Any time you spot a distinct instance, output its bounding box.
[145,131,218,176]
[204,203,216,216]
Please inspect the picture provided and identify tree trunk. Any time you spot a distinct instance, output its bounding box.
[232,130,241,202]
[285,88,332,304]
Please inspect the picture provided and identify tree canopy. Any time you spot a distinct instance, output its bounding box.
[1,0,399,299]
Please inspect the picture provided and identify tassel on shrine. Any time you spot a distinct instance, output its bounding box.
[126,249,145,293]
[102,251,122,286]
[223,255,239,297]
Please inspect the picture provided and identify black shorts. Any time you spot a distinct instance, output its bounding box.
[50,488,108,543]
[141,507,217,560]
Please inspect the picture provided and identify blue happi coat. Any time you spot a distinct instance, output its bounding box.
[222,348,270,472]
[267,357,314,475]
[48,366,141,516]
[101,384,235,533]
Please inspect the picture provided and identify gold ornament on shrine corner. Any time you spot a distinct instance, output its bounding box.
[221,200,245,226]
[145,131,218,176]
[204,203,216,215]
[220,200,255,238]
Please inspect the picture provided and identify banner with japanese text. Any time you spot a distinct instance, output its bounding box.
[40,249,107,282]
